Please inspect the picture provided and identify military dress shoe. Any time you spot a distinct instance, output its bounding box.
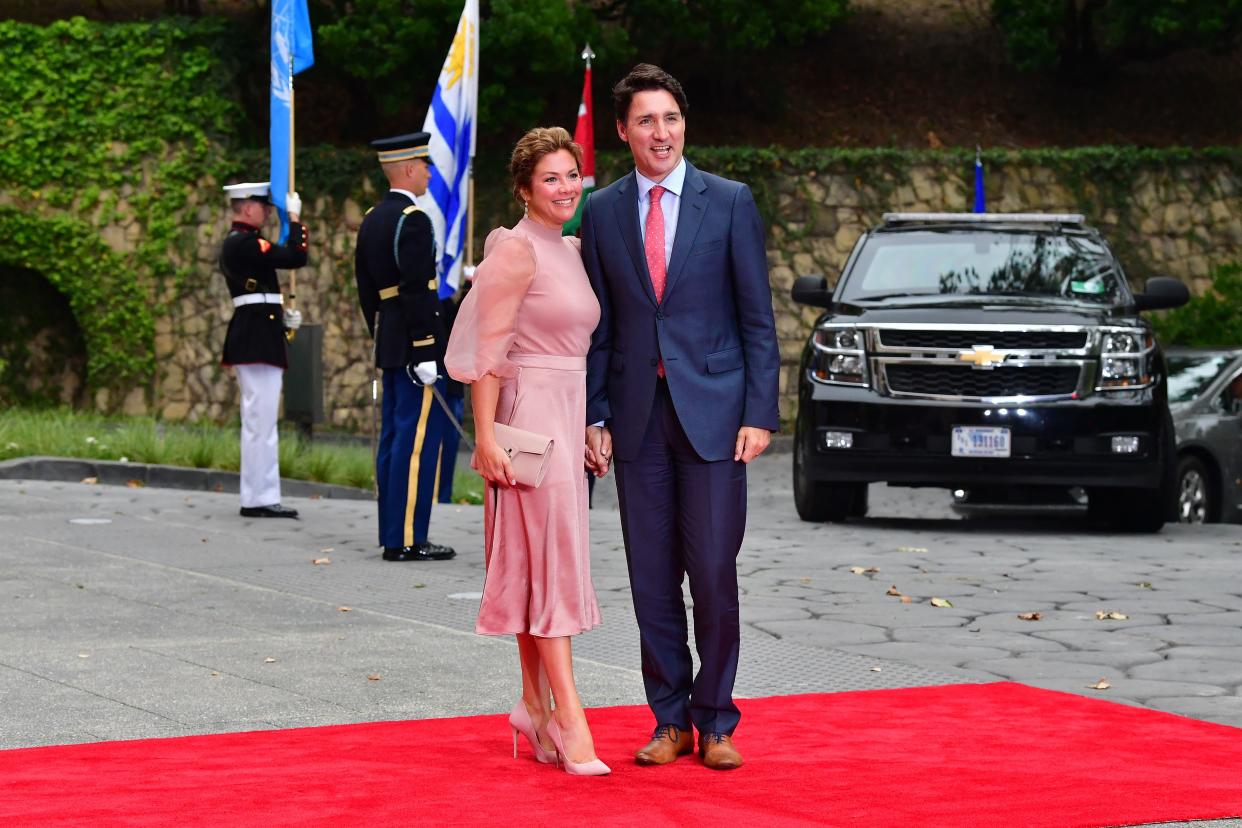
[382,542,456,562]
[239,504,299,519]
[699,732,743,770]
[635,724,694,765]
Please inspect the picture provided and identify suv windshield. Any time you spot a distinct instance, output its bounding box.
[842,230,1125,304]
[1167,354,1233,403]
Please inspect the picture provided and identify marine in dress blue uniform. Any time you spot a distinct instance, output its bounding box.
[354,133,455,562]
[219,181,308,519]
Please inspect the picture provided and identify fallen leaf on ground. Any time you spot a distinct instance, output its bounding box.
[320,548,335,553]
[897,546,929,554]
[900,595,913,604]
[263,657,277,664]
[211,671,220,677]
[367,674,382,681]
[1017,612,1043,621]
[125,479,144,488]
[312,557,331,565]
[201,538,208,543]
[799,577,812,584]
[1095,610,1129,621]
[413,583,426,589]
[849,566,879,575]
[930,597,953,608]
[1088,678,1111,690]
[870,666,883,672]
[337,606,351,612]
[77,653,90,659]
[886,585,902,596]
[1137,582,1153,589]
[80,477,98,485]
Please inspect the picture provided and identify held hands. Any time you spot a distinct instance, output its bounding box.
[282,308,303,331]
[406,360,438,386]
[475,437,517,489]
[285,191,302,221]
[735,426,771,464]
[585,425,612,477]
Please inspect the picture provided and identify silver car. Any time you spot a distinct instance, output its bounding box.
[1167,347,1242,524]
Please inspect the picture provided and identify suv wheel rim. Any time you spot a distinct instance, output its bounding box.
[1177,469,1207,524]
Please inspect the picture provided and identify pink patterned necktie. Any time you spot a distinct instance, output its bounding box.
[645,185,667,376]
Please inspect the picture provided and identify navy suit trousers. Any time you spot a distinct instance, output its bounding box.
[615,379,746,735]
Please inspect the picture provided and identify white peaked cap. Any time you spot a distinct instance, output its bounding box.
[222,182,271,200]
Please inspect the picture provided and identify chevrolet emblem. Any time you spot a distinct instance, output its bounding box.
[958,345,1007,369]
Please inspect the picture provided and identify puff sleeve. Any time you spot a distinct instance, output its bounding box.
[444,229,537,382]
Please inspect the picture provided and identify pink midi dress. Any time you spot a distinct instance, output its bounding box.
[444,217,602,637]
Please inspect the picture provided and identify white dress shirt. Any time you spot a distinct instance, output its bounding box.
[635,158,686,266]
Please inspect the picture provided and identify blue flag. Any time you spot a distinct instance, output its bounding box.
[973,149,986,213]
[421,0,479,297]
[269,0,314,243]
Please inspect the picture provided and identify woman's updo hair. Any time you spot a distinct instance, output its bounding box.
[509,126,583,206]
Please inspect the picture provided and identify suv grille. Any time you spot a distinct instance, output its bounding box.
[879,330,1088,350]
[885,364,1081,398]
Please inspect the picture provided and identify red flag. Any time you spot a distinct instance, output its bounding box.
[565,61,594,234]
[575,64,595,188]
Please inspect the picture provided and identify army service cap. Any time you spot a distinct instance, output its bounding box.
[223,182,272,203]
[371,132,434,165]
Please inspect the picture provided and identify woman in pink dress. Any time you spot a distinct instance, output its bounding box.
[444,127,609,776]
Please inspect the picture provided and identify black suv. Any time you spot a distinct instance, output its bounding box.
[791,212,1190,532]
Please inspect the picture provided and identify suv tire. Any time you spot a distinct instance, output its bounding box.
[1174,455,1215,524]
[793,429,866,522]
[1088,486,1167,533]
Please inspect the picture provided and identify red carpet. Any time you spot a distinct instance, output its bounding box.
[3,682,1241,827]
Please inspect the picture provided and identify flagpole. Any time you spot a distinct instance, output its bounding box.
[465,167,475,270]
[287,54,297,312]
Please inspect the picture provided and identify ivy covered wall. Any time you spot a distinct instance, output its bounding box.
[3,18,1240,429]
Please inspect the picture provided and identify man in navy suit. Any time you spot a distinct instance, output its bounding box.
[582,64,780,771]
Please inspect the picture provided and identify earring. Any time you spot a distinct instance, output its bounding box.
[522,199,529,217]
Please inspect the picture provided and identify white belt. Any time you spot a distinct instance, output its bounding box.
[232,293,283,308]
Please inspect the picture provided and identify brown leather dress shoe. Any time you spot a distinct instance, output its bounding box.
[635,724,694,765]
[699,732,743,770]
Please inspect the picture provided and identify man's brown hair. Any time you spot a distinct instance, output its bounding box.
[612,63,688,124]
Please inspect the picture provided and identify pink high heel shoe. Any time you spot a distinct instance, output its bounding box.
[509,700,556,764]
[546,718,611,776]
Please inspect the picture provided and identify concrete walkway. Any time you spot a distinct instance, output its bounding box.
[3,453,1240,827]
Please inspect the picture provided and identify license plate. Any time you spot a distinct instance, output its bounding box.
[951,426,1011,458]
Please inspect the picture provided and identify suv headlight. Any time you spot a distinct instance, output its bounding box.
[811,325,868,387]
[1096,327,1154,390]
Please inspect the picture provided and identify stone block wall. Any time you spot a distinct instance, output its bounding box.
[26,152,1242,431]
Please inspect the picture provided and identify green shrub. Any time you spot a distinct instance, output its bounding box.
[1152,263,1242,348]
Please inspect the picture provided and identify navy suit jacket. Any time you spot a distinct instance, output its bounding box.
[583,161,781,463]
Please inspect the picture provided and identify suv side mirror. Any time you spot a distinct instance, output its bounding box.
[792,274,834,309]
[1134,277,1190,311]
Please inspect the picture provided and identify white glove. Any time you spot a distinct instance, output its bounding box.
[283,308,303,330]
[408,360,437,386]
[285,191,302,217]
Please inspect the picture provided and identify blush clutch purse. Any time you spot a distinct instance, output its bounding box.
[493,422,554,488]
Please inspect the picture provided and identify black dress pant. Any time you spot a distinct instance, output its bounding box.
[614,379,746,735]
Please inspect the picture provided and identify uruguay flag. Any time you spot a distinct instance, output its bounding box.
[269,0,314,244]
[422,0,479,297]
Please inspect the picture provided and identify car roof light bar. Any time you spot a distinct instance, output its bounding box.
[881,212,1086,226]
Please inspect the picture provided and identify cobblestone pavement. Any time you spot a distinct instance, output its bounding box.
[3,451,1241,752]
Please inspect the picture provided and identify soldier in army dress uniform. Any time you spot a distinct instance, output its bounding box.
[219,182,307,518]
[355,133,456,562]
